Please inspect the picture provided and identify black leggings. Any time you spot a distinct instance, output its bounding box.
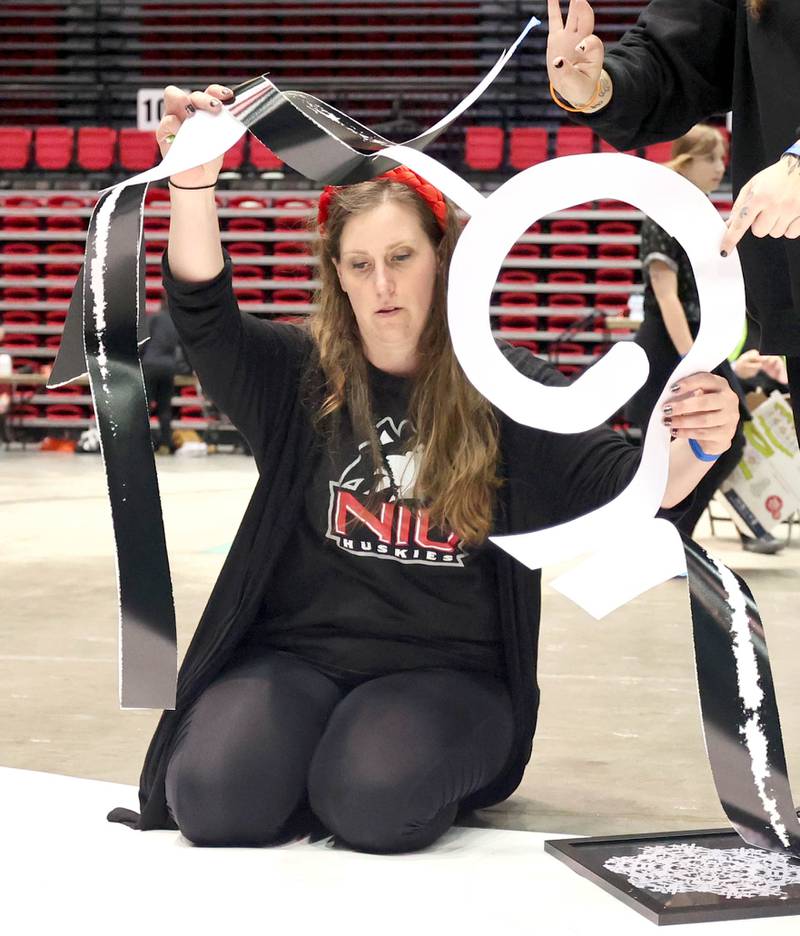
[164,647,514,854]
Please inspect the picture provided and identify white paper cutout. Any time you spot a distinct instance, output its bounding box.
[379,149,744,617]
[102,16,540,197]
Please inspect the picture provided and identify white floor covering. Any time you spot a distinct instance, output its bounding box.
[5,766,799,935]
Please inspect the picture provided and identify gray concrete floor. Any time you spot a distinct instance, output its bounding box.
[2,450,798,838]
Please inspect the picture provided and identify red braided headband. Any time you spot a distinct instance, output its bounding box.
[317,166,448,234]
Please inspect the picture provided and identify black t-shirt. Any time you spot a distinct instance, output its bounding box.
[242,361,504,683]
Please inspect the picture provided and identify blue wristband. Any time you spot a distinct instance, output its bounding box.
[783,141,800,159]
[689,438,720,462]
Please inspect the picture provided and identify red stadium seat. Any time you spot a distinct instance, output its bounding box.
[221,137,246,171]
[234,288,265,305]
[595,294,631,314]
[550,244,590,260]
[645,142,674,164]
[508,127,548,170]
[274,241,311,257]
[231,264,263,280]
[508,243,541,258]
[4,243,38,257]
[549,310,595,329]
[499,270,538,285]
[119,128,158,171]
[499,293,538,312]
[273,264,311,281]
[555,126,593,158]
[4,334,39,348]
[3,310,39,325]
[597,243,637,260]
[548,295,587,310]
[2,262,39,278]
[0,128,33,169]
[1,196,43,209]
[35,126,75,170]
[272,288,312,305]
[550,219,590,236]
[228,218,268,233]
[77,127,117,171]
[464,126,504,171]
[595,268,635,285]
[46,215,85,232]
[3,214,39,232]
[4,288,40,303]
[548,271,588,286]
[596,220,637,237]
[227,242,265,258]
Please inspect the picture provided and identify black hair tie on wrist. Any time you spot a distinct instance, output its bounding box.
[168,179,218,190]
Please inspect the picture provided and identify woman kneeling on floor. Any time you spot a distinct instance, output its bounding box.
[112,83,740,853]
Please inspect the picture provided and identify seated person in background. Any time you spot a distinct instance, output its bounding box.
[732,321,790,398]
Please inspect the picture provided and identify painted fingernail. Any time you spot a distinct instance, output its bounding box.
[209,99,220,107]
[186,103,196,114]
[663,417,672,427]
[720,250,728,258]
[663,404,673,416]
[165,133,175,143]
[577,42,586,53]
[221,87,233,97]
[671,428,679,439]
[670,383,681,393]
[553,57,564,69]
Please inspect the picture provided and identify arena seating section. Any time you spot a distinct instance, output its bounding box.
[1,1,732,440]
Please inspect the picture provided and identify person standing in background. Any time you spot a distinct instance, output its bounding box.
[141,302,179,454]
[546,0,800,447]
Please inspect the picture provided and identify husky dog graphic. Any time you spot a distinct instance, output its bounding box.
[326,416,467,566]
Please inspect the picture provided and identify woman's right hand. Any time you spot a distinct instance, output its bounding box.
[157,84,234,188]
[546,0,605,107]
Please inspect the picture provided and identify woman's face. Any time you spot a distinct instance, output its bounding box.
[681,141,727,194]
[333,199,438,375]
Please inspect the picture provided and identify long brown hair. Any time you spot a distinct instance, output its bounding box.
[307,177,501,545]
[666,123,727,174]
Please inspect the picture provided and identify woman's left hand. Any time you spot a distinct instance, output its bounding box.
[662,373,740,456]
[720,152,800,254]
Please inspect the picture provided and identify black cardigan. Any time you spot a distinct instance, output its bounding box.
[111,253,686,831]
[567,0,800,355]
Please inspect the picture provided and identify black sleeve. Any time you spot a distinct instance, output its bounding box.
[499,345,693,531]
[640,217,680,274]
[567,0,737,151]
[161,249,311,460]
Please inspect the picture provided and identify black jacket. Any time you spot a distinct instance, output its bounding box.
[110,252,688,831]
[568,0,800,355]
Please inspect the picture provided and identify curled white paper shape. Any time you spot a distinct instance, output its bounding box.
[382,150,745,616]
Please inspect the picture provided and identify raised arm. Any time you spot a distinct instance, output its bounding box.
[546,0,736,150]
[157,84,312,463]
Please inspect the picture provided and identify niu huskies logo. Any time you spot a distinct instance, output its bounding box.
[326,416,467,566]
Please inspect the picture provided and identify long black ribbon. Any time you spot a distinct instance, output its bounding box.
[82,184,176,709]
[684,535,800,857]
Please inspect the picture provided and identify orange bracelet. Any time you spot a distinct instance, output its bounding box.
[549,79,603,114]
